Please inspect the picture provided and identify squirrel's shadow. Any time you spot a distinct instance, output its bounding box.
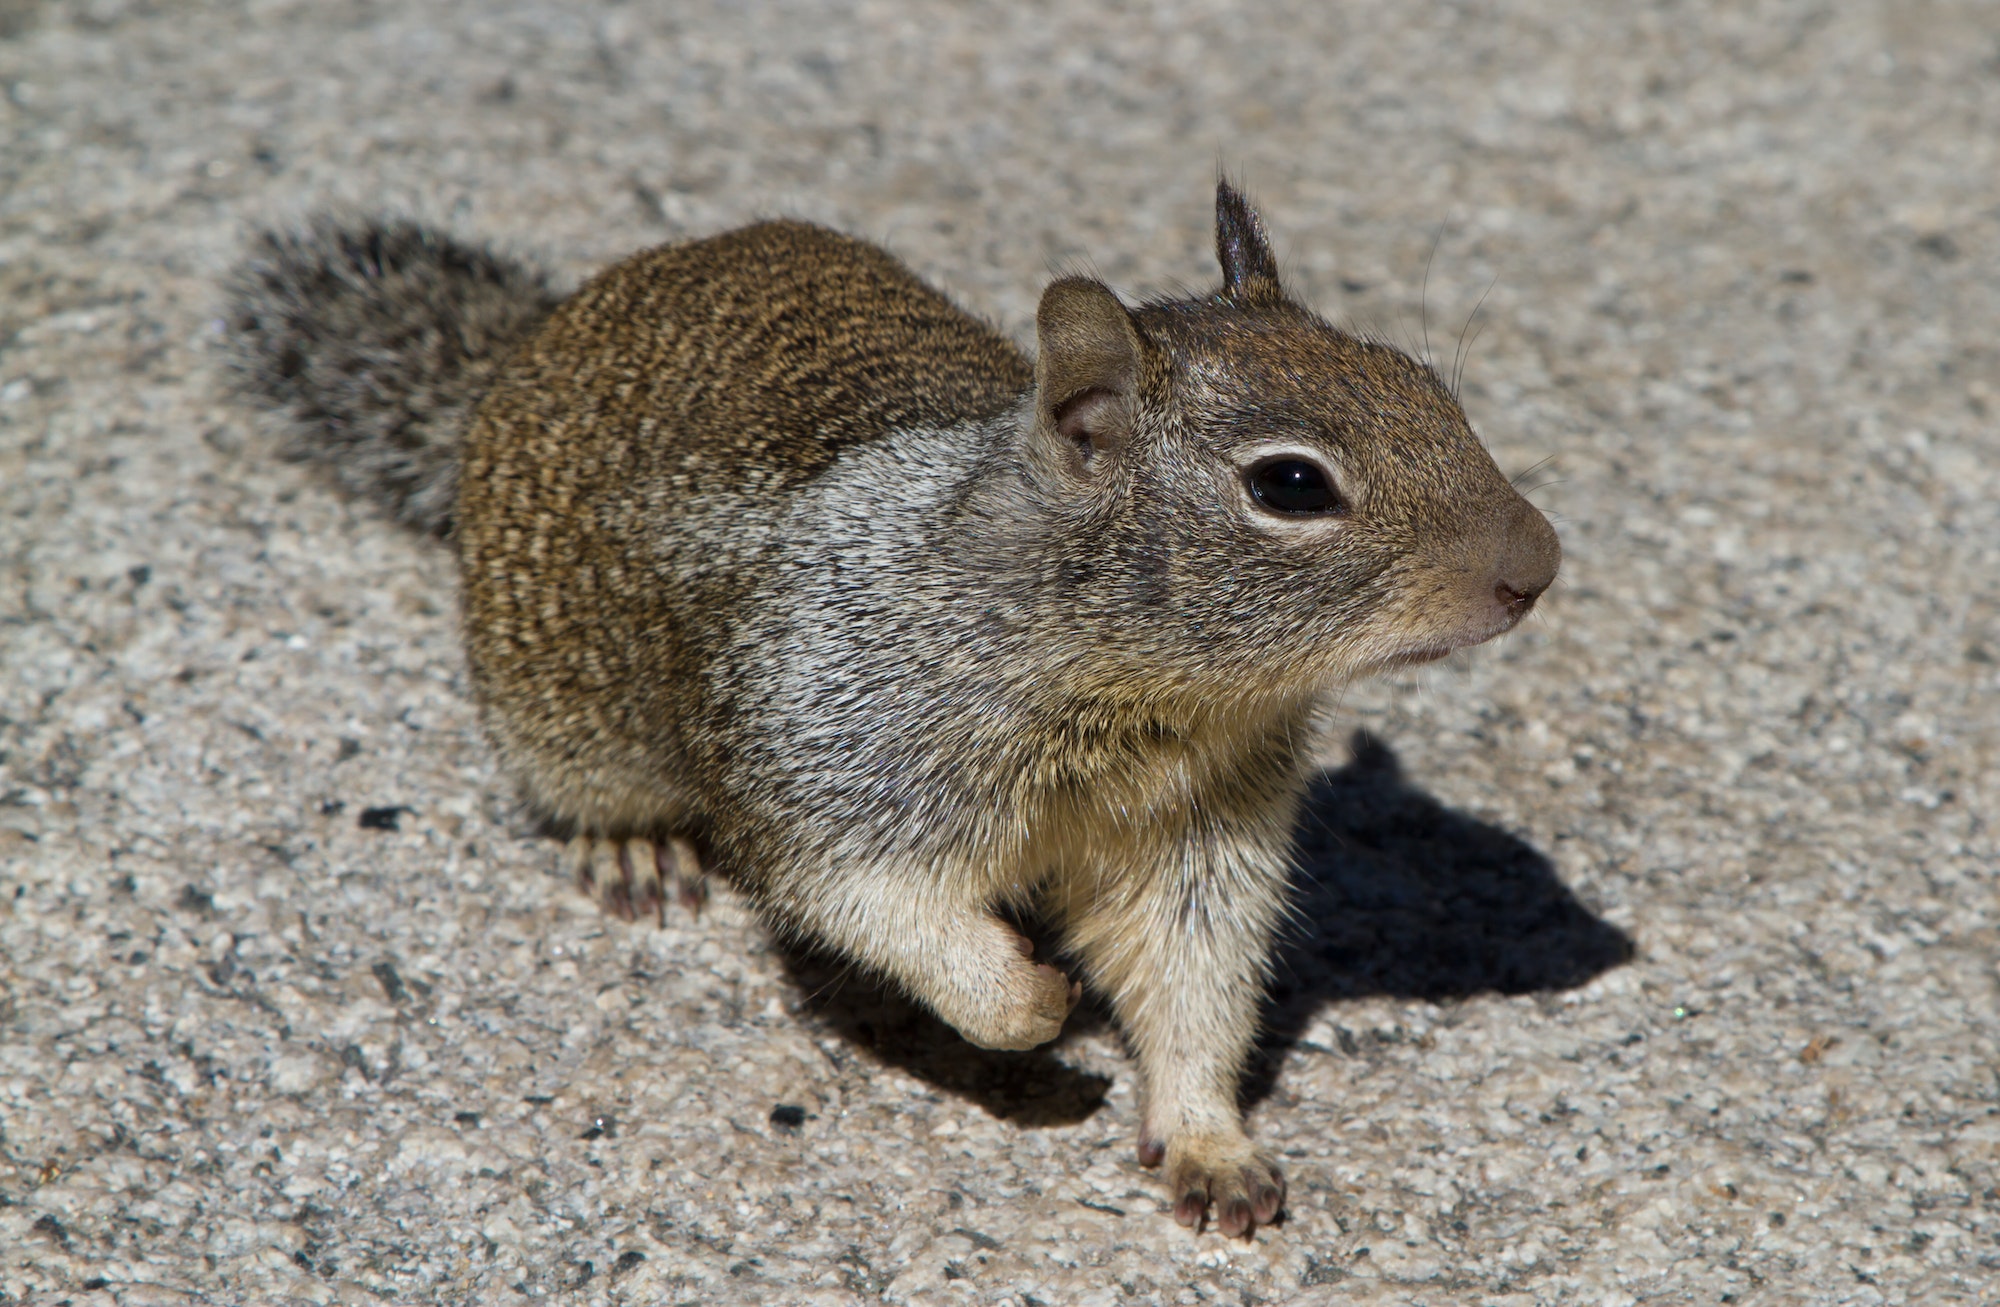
[1240,730,1634,1106]
[775,730,1632,1127]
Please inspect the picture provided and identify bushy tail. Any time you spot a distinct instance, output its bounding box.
[222,216,561,535]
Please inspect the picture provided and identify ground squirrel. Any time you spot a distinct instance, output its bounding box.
[223,183,1560,1237]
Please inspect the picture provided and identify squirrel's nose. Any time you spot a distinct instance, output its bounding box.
[1491,498,1561,624]
[1495,579,1544,617]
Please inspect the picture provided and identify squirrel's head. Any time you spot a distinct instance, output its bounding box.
[1020,181,1560,699]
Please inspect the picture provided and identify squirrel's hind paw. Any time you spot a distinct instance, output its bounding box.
[568,834,706,926]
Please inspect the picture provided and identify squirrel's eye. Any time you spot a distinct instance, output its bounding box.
[1247,459,1342,515]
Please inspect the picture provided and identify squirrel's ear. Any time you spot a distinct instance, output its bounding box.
[1033,276,1144,470]
[1215,180,1281,300]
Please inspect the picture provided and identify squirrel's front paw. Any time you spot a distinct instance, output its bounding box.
[946,936,1081,1051]
[1151,1132,1285,1237]
[569,834,707,926]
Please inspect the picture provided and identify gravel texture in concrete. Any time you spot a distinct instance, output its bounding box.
[2,1,1996,1303]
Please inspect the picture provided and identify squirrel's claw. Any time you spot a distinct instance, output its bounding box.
[1164,1136,1286,1238]
[661,836,708,917]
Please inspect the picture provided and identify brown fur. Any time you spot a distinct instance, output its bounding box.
[455,220,1032,840]
[225,184,1560,1238]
